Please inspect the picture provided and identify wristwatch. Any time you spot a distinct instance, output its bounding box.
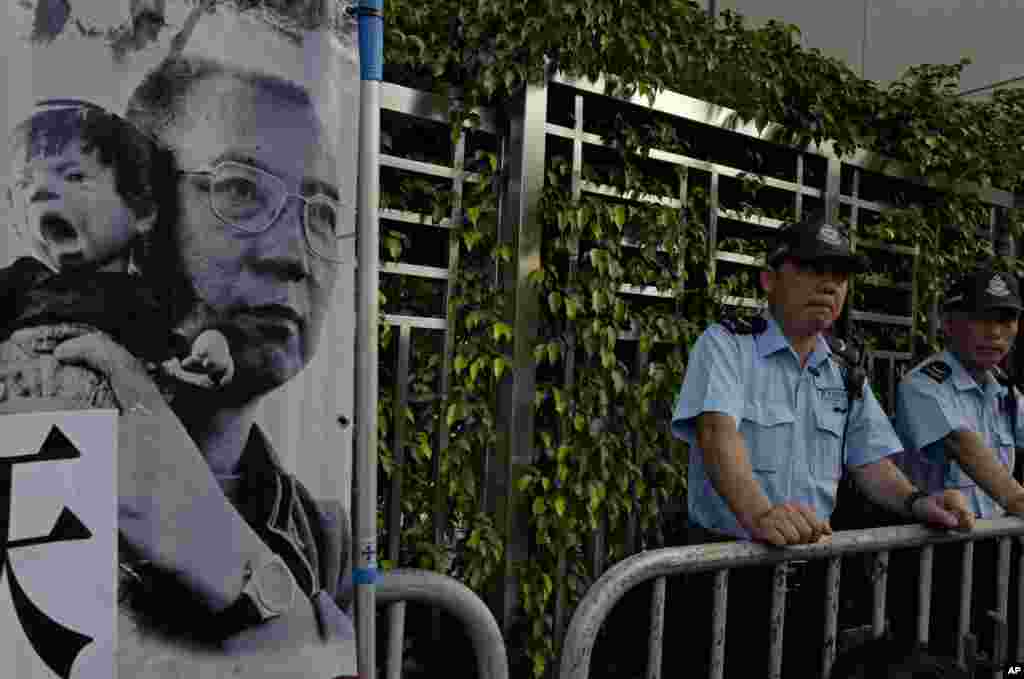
[904,490,930,517]
[218,552,298,637]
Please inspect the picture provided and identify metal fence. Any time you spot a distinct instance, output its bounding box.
[377,569,509,679]
[375,67,1021,662]
[558,519,1024,679]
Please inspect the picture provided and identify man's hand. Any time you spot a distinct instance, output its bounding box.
[1005,493,1024,516]
[749,502,832,546]
[910,489,975,532]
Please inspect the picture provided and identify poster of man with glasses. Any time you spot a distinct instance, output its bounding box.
[0,1,359,677]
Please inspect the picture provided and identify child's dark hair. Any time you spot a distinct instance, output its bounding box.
[9,99,158,217]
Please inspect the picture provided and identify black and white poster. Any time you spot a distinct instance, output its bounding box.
[1,1,359,676]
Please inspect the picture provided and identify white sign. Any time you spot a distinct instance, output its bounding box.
[0,410,118,679]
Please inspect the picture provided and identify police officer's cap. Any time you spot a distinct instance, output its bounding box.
[765,211,867,273]
[943,268,1023,313]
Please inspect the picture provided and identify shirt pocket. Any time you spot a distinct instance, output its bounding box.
[740,401,794,473]
[813,399,845,480]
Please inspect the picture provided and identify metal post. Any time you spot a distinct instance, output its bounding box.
[822,557,842,677]
[769,564,788,679]
[355,1,383,677]
[646,576,667,679]
[492,73,548,632]
[958,541,975,667]
[918,545,934,646]
[872,551,889,638]
[710,570,729,679]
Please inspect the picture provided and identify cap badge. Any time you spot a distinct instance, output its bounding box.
[818,224,843,247]
[987,275,1010,297]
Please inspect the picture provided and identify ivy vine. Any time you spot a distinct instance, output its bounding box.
[382,1,1024,676]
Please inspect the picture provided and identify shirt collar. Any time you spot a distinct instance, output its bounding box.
[758,312,832,369]
[943,349,1004,396]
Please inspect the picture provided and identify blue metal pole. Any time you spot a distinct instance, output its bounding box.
[355,0,382,677]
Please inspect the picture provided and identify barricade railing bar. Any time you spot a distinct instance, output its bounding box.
[558,518,1024,679]
[376,568,510,679]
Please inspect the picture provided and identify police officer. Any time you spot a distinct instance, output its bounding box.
[673,211,973,545]
[665,211,974,677]
[893,267,1024,659]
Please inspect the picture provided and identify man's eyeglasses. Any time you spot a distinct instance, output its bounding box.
[180,161,350,262]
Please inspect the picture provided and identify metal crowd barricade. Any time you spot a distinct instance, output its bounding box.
[376,568,510,679]
[558,518,1024,679]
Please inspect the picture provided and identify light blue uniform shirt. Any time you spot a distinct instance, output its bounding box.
[671,315,902,538]
[894,350,1023,518]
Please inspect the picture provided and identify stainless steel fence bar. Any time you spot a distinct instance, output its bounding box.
[958,540,975,666]
[917,544,934,646]
[646,576,666,679]
[555,91,585,660]
[996,537,1012,667]
[769,564,788,679]
[872,551,889,638]
[558,519,1024,679]
[377,569,510,679]
[821,556,842,677]
[548,72,1017,210]
[386,324,412,679]
[710,570,728,679]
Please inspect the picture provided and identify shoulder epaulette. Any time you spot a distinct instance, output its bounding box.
[920,361,952,384]
[719,315,766,335]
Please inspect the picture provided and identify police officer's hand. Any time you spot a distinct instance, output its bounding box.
[911,489,975,532]
[1005,494,1024,517]
[750,502,832,546]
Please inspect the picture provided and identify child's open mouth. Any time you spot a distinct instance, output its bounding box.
[39,213,78,245]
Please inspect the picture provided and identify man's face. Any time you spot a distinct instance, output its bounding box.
[8,140,151,272]
[166,73,340,399]
[944,309,1019,372]
[760,258,850,336]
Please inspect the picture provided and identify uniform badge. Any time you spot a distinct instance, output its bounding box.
[987,274,1010,297]
[921,361,951,384]
[818,224,843,247]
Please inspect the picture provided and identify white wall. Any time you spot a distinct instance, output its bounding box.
[719,0,1024,96]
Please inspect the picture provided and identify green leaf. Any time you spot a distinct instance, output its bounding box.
[553,388,567,415]
[494,356,507,379]
[493,322,514,343]
[532,497,547,516]
[548,291,563,314]
[565,297,580,320]
[454,354,468,374]
[574,413,586,432]
[547,342,560,365]
[612,204,627,228]
[554,495,567,517]
[467,205,481,226]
